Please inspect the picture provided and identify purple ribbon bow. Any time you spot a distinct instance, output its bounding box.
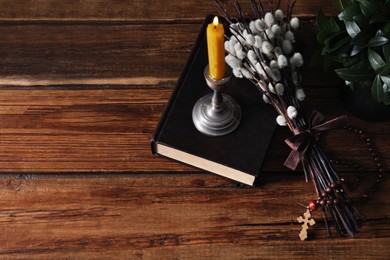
[283,111,349,170]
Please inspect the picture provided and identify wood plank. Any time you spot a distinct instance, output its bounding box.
[0,88,388,173]
[0,20,340,87]
[0,23,198,85]
[0,174,388,258]
[0,0,338,22]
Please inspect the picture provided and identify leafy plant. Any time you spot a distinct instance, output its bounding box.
[313,0,390,105]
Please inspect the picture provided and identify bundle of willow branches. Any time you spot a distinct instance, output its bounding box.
[214,0,364,237]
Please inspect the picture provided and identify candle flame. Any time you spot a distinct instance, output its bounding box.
[213,16,219,26]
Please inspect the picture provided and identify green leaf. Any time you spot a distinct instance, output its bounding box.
[383,43,390,62]
[332,46,351,60]
[383,84,390,105]
[316,10,328,32]
[383,23,390,34]
[370,13,390,24]
[368,48,386,70]
[335,68,373,81]
[381,76,390,85]
[316,10,340,38]
[350,60,370,70]
[322,42,331,55]
[353,13,369,28]
[339,2,361,22]
[368,36,389,47]
[333,0,345,11]
[356,0,377,18]
[371,75,384,102]
[376,64,390,76]
[350,24,376,46]
[328,37,350,53]
[343,55,361,67]
[350,44,365,56]
[324,31,345,45]
[345,21,361,38]
[323,55,332,71]
[316,10,341,44]
[383,94,390,105]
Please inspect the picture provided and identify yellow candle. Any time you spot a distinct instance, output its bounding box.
[207,16,226,80]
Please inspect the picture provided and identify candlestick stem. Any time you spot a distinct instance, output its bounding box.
[212,90,223,111]
[192,65,241,136]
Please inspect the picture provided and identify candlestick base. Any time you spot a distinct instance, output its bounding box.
[192,66,241,136]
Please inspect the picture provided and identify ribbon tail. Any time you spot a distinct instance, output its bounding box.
[312,115,349,132]
[284,150,301,170]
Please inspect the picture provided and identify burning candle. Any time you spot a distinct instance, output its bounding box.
[207,16,225,80]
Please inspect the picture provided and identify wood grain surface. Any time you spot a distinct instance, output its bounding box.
[0,0,388,259]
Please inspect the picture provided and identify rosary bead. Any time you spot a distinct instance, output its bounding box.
[335,126,387,204]
[327,200,333,205]
[363,192,372,201]
[319,200,326,206]
[309,200,318,211]
[325,187,332,193]
[321,191,327,197]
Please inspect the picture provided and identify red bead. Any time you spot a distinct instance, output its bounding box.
[309,200,318,211]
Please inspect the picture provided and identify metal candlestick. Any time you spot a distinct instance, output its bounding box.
[192,65,241,136]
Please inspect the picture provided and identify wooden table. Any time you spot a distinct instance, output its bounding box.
[0,1,388,259]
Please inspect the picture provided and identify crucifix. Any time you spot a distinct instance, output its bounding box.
[297,209,316,241]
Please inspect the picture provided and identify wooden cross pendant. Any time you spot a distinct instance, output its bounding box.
[297,208,315,241]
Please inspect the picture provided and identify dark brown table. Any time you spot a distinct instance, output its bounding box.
[0,1,388,258]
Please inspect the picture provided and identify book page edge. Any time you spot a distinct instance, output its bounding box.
[156,143,255,186]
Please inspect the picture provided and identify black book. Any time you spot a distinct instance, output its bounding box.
[151,16,277,186]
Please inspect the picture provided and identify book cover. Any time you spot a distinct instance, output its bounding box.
[151,15,277,186]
